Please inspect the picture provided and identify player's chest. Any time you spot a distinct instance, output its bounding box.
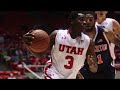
[56,34,85,47]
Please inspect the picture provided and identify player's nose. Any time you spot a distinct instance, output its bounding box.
[83,21,86,26]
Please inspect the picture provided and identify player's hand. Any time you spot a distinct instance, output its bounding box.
[87,55,95,66]
[104,28,117,41]
[87,55,98,73]
[22,30,35,46]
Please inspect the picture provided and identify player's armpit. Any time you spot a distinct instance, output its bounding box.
[113,19,120,37]
[87,39,98,73]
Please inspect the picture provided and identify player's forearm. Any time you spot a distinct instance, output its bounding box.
[104,28,120,48]
[87,40,98,73]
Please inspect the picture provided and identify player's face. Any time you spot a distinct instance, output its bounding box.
[84,14,95,32]
[95,11,108,18]
[71,13,85,33]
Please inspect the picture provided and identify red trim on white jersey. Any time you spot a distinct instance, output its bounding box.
[44,63,52,79]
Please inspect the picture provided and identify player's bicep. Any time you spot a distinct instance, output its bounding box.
[49,30,58,50]
[113,19,120,36]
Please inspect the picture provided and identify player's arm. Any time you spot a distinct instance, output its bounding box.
[113,19,120,37]
[104,28,120,48]
[22,30,58,58]
[86,39,98,73]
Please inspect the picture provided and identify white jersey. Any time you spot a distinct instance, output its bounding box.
[95,18,116,64]
[95,18,113,31]
[48,30,90,79]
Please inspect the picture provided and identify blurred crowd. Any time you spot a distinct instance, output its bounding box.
[0,30,50,64]
[0,30,51,79]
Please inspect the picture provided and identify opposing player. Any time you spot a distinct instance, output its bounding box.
[95,11,120,37]
[22,11,98,79]
[95,11,120,66]
[80,11,120,79]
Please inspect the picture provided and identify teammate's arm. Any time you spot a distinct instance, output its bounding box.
[113,19,120,37]
[23,30,58,58]
[104,28,120,48]
[86,39,98,73]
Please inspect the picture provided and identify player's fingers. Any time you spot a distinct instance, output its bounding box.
[87,55,94,65]
[87,55,94,60]
[22,35,34,46]
[87,55,90,59]
[23,33,34,40]
[24,33,35,37]
[23,35,34,40]
[28,30,34,34]
[22,39,32,46]
[22,37,33,45]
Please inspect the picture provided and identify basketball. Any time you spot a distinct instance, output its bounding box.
[29,29,50,52]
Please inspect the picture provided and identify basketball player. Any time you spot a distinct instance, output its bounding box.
[22,11,98,79]
[95,11,120,37]
[80,11,120,79]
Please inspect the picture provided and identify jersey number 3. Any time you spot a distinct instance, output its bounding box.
[64,55,74,69]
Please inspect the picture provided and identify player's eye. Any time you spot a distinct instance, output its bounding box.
[80,18,85,22]
[89,18,93,22]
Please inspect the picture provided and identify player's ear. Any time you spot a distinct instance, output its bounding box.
[95,11,98,14]
[105,11,108,14]
[70,21,73,24]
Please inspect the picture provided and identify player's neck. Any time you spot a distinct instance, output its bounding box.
[96,17,106,24]
[69,28,82,39]
[85,27,96,39]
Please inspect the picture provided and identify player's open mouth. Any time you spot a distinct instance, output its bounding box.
[100,13,103,15]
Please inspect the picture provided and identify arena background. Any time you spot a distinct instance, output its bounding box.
[0,11,120,79]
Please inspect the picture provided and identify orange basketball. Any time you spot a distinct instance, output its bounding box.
[28,29,50,52]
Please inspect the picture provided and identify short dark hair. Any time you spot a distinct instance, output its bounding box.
[68,11,84,22]
[82,11,94,15]
[83,11,96,19]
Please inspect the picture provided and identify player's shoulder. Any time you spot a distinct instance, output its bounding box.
[51,29,67,35]
[56,29,68,34]
[57,29,68,32]
[106,18,120,25]
[106,18,115,22]
[106,18,113,20]
[81,33,90,43]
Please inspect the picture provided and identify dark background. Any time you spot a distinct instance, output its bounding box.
[0,11,119,34]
